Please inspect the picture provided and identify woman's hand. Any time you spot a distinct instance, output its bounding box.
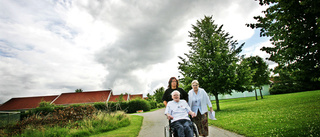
[189,111,196,118]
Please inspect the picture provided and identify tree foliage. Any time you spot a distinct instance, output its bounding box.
[244,56,271,99]
[75,89,83,93]
[153,87,165,103]
[147,87,165,103]
[178,16,251,110]
[248,0,320,91]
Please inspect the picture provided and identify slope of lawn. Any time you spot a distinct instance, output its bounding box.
[91,115,143,137]
[209,90,320,137]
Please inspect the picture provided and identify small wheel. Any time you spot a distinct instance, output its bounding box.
[193,123,199,137]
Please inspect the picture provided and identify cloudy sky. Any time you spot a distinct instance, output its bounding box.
[0,0,273,104]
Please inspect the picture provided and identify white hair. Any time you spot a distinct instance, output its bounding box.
[171,90,180,96]
[191,80,199,86]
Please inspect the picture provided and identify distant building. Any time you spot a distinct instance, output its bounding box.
[0,90,143,111]
[210,84,271,100]
[0,95,58,111]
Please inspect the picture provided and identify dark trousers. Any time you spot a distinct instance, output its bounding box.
[171,119,193,137]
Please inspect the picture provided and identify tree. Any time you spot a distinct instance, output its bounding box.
[247,0,320,91]
[235,57,255,95]
[153,87,165,103]
[146,93,155,101]
[75,89,83,93]
[146,87,165,103]
[178,16,251,111]
[244,56,271,100]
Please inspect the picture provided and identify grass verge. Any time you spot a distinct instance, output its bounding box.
[209,90,320,137]
[11,111,131,137]
[91,115,143,137]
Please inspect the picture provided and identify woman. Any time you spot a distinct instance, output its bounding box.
[188,80,213,137]
[162,77,188,107]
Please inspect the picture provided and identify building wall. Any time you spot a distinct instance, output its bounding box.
[210,85,270,100]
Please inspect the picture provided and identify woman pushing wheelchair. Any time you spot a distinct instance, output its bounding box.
[164,90,197,137]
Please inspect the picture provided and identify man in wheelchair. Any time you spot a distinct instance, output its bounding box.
[165,90,197,137]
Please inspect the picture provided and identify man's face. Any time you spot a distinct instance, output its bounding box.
[172,92,180,102]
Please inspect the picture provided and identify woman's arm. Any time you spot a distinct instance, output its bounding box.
[163,101,167,107]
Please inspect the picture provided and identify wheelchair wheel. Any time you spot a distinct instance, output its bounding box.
[164,125,172,137]
[192,122,199,137]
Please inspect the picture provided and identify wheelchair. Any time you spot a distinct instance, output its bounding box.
[164,119,199,137]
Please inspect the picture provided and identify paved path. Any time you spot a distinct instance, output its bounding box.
[133,108,245,137]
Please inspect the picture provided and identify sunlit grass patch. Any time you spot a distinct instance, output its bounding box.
[91,115,143,137]
[209,90,320,137]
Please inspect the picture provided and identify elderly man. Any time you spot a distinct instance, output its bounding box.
[165,90,196,137]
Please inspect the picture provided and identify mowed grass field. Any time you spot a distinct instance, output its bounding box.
[209,90,320,137]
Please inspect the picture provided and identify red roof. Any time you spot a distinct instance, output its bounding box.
[108,94,129,102]
[107,94,143,102]
[129,94,143,100]
[0,95,58,111]
[0,90,144,111]
[52,90,111,105]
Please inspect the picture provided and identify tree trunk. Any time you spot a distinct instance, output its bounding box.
[254,88,258,100]
[214,94,220,111]
[259,87,263,99]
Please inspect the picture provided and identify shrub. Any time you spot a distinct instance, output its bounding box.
[14,111,130,137]
[157,103,165,108]
[127,98,151,113]
[94,102,129,112]
[32,101,56,115]
[3,105,96,136]
[269,83,302,94]
[148,100,157,109]
[93,102,108,111]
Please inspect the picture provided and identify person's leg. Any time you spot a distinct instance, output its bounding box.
[182,120,194,137]
[171,120,185,137]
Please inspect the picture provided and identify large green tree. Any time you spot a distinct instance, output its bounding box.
[245,56,271,100]
[178,16,251,110]
[248,0,320,91]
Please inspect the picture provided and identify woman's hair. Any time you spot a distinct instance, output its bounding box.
[191,80,199,86]
[168,77,179,89]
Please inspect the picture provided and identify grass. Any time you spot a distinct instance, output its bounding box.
[91,115,143,137]
[209,90,320,137]
[12,111,131,137]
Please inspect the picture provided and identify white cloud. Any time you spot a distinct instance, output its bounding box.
[0,0,269,103]
[243,40,277,70]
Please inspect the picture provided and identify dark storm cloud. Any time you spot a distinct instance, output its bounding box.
[75,0,258,93]
[0,0,266,104]
[81,0,200,93]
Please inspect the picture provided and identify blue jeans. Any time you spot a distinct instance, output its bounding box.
[171,119,193,137]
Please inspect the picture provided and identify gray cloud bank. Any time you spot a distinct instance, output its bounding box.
[0,0,266,103]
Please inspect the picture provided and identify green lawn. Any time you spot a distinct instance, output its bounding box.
[91,115,143,137]
[209,90,320,137]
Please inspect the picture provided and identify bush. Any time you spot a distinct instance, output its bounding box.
[127,98,151,113]
[94,102,129,112]
[269,83,302,94]
[148,100,157,109]
[157,103,165,108]
[15,111,130,137]
[3,105,96,136]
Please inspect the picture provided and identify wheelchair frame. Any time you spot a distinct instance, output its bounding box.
[164,119,199,137]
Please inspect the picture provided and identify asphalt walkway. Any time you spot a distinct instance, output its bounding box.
[133,108,245,137]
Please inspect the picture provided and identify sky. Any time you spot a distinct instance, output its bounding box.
[0,0,275,104]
